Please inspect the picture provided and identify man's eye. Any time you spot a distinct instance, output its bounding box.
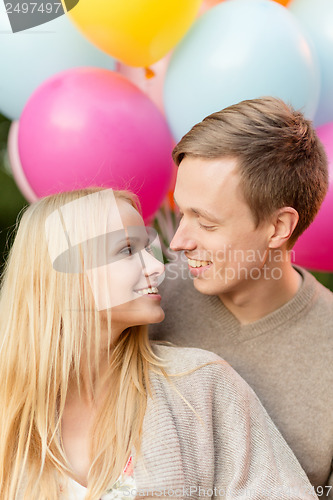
[199,222,216,231]
[178,212,185,224]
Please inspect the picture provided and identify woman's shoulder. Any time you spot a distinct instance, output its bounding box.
[150,344,255,414]
[152,343,232,375]
[151,343,257,401]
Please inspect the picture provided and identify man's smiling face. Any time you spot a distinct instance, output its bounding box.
[170,156,275,298]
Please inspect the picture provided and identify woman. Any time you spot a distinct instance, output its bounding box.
[0,187,316,500]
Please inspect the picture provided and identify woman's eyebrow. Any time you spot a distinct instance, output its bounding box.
[114,236,148,247]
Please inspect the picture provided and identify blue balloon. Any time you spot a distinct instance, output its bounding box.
[0,3,116,120]
[289,0,333,127]
[164,0,320,142]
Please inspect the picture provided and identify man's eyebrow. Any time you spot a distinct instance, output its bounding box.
[191,208,221,224]
[173,196,221,224]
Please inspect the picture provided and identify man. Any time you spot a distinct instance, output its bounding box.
[150,97,333,496]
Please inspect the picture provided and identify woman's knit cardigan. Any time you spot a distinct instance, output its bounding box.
[133,345,317,499]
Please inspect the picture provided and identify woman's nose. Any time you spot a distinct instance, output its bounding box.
[141,248,165,280]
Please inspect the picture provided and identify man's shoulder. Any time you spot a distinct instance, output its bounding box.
[298,266,333,316]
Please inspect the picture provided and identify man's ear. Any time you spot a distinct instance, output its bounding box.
[268,207,299,249]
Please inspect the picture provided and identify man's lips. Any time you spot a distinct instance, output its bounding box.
[186,256,213,268]
[186,257,213,278]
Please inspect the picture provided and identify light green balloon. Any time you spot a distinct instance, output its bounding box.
[165,0,320,141]
[0,4,116,120]
[289,0,333,127]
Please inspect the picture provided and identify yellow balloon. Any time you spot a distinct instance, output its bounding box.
[63,0,202,67]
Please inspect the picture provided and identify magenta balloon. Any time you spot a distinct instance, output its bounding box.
[18,68,173,220]
[293,122,333,271]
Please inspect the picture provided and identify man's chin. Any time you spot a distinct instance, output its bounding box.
[192,277,220,296]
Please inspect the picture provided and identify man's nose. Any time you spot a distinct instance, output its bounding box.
[170,221,197,252]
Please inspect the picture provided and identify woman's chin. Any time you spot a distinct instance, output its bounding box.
[131,294,165,324]
[135,304,165,326]
[137,306,165,327]
[108,294,165,329]
[149,307,165,324]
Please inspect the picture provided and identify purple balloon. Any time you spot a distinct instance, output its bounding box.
[293,122,333,271]
[18,67,173,220]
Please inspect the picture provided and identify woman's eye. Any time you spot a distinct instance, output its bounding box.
[119,245,133,256]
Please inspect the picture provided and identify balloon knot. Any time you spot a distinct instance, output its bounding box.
[145,67,155,79]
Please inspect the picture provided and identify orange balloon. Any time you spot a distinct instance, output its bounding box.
[199,0,225,16]
[200,0,290,15]
[272,0,291,6]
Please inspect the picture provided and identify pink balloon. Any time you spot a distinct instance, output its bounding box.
[7,121,38,204]
[293,122,333,271]
[18,68,174,220]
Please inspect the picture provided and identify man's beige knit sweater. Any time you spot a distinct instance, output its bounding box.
[150,265,333,497]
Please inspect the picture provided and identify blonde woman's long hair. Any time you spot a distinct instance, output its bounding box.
[0,187,165,499]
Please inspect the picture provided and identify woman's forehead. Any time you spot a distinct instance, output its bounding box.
[113,199,144,230]
[45,191,144,266]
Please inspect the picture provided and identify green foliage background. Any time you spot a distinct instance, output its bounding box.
[0,111,332,291]
[0,113,27,271]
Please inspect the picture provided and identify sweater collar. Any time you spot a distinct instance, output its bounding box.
[202,266,317,342]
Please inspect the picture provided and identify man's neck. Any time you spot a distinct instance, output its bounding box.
[218,264,302,325]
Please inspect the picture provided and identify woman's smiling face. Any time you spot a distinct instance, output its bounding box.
[85,197,165,329]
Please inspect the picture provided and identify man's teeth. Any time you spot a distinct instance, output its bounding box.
[136,287,159,296]
[188,258,211,268]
